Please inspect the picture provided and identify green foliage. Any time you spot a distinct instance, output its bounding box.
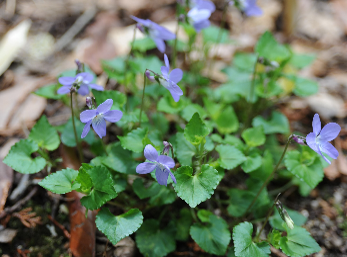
[92,89,126,109]
[216,144,246,170]
[184,113,210,146]
[136,219,176,257]
[173,165,220,208]
[39,168,80,194]
[181,104,207,122]
[214,106,239,134]
[256,31,291,62]
[96,208,143,245]
[233,222,270,257]
[268,229,282,249]
[157,95,188,114]
[175,132,196,166]
[190,212,231,255]
[133,37,156,52]
[175,208,192,241]
[34,84,64,99]
[284,150,324,188]
[233,53,257,71]
[29,115,60,151]
[289,53,315,69]
[4,139,46,174]
[227,179,270,217]
[290,76,318,97]
[79,165,118,210]
[279,225,321,257]
[102,142,138,174]
[202,25,230,44]
[252,111,289,134]
[241,126,266,147]
[118,127,150,153]
[61,117,95,147]
[241,152,262,173]
[132,178,160,199]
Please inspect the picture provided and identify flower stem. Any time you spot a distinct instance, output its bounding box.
[124,26,137,87]
[243,135,293,217]
[172,14,180,68]
[139,71,147,127]
[207,2,229,76]
[70,91,83,163]
[256,193,281,241]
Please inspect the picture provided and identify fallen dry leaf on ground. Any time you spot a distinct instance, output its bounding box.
[0,20,31,76]
[60,145,96,257]
[0,228,17,243]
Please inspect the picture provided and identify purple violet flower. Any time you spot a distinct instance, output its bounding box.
[136,144,176,186]
[241,0,263,17]
[131,16,176,53]
[159,54,183,102]
[306,113,341,164]
[80,99,123,139]
[193,0,216,12]
[57,72,104,96]
[187,8,212,32]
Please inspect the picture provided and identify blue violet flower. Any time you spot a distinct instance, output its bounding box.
[306,113,341,164]
[136,144,177,186]
[80,99,123,139]
[57,72,104,96]
[131,16,176,53]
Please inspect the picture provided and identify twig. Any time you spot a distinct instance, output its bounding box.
[54,7,97,52]
[270,246,287,257]
[48,215,71,239]
[0,187,38,219]
[9,174,30,201]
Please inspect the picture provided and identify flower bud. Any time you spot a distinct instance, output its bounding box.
[178,14,186,22]
[145,70,155,82]
[162,141,172,155]
[293,134,306,146]
[86,97,93,109]
[275,200,294,229]
[75,59,84,74]
[136,23,145,33]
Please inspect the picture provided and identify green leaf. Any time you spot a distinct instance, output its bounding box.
[102,142,137,174]
[157,95,188,114]
[292,77,318,97]
[289,53,315,69]
[202,25,230,44]
[184,113,210,145]
[255,31,291,62]
[136,219,176,257]
[227,178,270,217]
[268,229,282,249]
[96,208,143,245]
[173,165,220,208]
[28,115,60,151]
[130,55,162,74]
[279,225,321,257]
[148,186,176,206]
[269,208,307,231]
[233,222,270,257]
[252,111,289,135]
[214,106,239,134]
[175,208,192,241]
[132,178,160,199]
[216,145,246,170]
[34,84,64,99]
[181,104,207,122]
[61,118,95,147]
[250,150,273,181]
[241,153,262,173]
[233,53,257,72]
[241,126,265,147]
[118,127,148,153]
[132,37,156,52]
[102,57,126,82]
[197,209,213,223]
[80,165,118,210]
[39,168,80,194]
[284,150,324,188]
[75,167,93,194]
[190,213,231,255]
[117,109,149,127]
[92,90,126,109]
[3,139,46,174]
[175,132,196,166]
